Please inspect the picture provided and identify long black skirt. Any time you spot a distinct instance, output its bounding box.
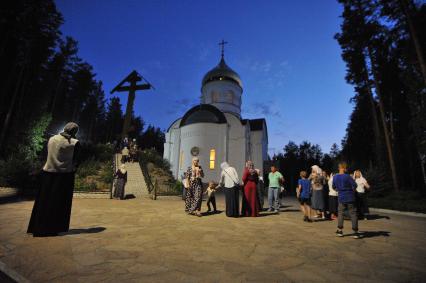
[225,186,239,217]
[27,171,75,236]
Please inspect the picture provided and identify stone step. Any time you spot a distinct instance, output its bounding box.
[114,154,149,198]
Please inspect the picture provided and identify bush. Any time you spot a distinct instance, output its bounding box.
[98,160,114,184]
[0,155,42,191]
[76,158,101,178]
[138,148,171,172]
[75,177,98,191]
[78,143,114,163]
[368,191,426,213]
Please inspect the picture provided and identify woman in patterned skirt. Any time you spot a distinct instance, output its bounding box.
[185,157,204,216]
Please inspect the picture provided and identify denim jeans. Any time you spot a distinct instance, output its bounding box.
[268,187,280,210]
[337,202,358,232]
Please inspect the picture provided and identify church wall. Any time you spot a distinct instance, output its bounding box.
[202,81,242,117]
[179,123,227,183]
[249,130,266,176]
[224,113,247,179]
[164,119,182,178]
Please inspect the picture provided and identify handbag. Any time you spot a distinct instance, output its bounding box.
[223,168,242,190]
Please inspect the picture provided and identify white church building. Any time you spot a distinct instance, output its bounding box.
[163,49,268,182]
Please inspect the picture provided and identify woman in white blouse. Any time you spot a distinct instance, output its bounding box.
[219,162,240,217]
[354,170,370,220]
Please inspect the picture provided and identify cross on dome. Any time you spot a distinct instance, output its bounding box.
[219,39,228,59]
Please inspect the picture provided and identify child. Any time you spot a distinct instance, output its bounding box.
[297,171,312,222]
[205,181,218,213]
[328,173,338,220]
[333,162,360,239]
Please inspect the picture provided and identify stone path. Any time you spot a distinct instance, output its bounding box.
[0,195,425,282]
[115,154,149,198]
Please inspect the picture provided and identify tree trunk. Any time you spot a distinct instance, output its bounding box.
[0,64,26,151]
[400,0,426,85]
[368,47,400,192]
[362,58,383,165]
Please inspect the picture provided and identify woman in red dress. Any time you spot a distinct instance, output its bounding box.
[242,161,260,217]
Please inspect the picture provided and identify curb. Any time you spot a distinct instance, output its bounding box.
[370,207,426,218]
[0,260,30,283]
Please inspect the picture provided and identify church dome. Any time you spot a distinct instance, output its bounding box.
[202,58,242,89]
[180,104,227,127]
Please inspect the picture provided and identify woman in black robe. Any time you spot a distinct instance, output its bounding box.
[219,162,240,217]
[113,164,127,200]
[27,122,80,237]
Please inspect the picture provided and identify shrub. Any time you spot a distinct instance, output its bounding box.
[138,148,171,172]
[76,158,101,178]
[99,160,114,184]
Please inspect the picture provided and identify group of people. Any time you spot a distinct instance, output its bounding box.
[297,162,370,239]
[26,121,370,240]
[120,137,138,163]
[183,157,285,218]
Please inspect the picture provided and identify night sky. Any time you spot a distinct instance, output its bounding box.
[55,0,354,156]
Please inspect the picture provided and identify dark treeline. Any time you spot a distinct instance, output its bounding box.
[336,0,426,192]
[274,0,426,193]
[0,0,165,162]
[272,142,340,193]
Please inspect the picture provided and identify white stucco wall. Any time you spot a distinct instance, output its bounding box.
[201,80,242,118]
[178,123,227,182]
[224,113,247,179]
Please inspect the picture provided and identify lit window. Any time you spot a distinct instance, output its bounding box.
[209,149,216,169]
[179,151,184,169]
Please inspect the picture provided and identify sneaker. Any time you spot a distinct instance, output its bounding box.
[353,232,362,239]
[335,230,343,237]
[274,209,280,214]
[306,218,313,223]
[267,208,273,212]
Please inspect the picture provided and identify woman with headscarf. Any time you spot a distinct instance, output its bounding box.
[354,170,370,220]
[113,164,127,200]
[27,122,80,237]
[219,162,240,217]
[309,165,325,219]
[185,157,204,216]
[241,161,260,217]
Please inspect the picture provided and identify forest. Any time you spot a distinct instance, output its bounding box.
[0,0,164,189]
[0,1,425,206]
[273,0,426,199]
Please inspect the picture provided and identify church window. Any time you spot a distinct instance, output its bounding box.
[179,151,184,169]
[209,149,216,169]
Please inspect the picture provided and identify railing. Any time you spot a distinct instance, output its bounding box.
[152,180,182,200]
[139,160,154,194]
[110,153,120,199]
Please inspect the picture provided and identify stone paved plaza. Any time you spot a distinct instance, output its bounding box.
[0,195,425,282]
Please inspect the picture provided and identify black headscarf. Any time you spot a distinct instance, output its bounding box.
[60,122,79,141]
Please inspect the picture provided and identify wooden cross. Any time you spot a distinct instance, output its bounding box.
[111,70,153,139]
[219,39,228,59]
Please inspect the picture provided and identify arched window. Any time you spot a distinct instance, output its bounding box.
[209,149,216,169]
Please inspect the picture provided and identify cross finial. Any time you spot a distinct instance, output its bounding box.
[219,39,228,59]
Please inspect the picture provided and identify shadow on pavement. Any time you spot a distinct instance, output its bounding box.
[59,227,106,236]
[201,211,223,216]
[361,231,391,238]
[367,214,391,220]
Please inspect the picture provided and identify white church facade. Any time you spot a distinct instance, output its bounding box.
[163,51,268,182]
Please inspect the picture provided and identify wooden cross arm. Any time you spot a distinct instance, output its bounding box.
[113,84,151,93]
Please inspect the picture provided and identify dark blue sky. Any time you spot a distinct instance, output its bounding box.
[56,0,354,156]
